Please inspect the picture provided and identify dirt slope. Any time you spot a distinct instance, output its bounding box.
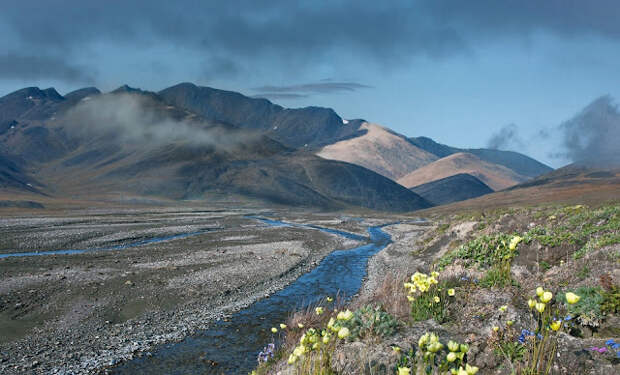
[397,152,530,190]
[316,122,438,180]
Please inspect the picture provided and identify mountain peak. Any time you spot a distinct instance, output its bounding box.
[111,84,143,94]
[1,87,65,102]
[64,87,101,101]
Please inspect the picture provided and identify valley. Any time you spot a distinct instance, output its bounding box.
[0,205,404,374]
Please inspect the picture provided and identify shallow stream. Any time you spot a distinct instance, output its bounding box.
[111,217,395,374]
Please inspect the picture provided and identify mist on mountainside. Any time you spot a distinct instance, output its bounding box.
[558,95,620,167]
[61,93,259,151]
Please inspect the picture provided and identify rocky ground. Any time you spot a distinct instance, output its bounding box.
[259,203,620,375]
[0,207,371,374]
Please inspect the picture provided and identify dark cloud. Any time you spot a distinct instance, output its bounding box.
[253,82,371,95]
[252,93,309,101]
[1,1,619,84]
[558,95,620,165]
[202,56,241,79]
[0,53,92,82]
[486,124,523,150]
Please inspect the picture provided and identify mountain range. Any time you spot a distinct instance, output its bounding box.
[0,82,558,211]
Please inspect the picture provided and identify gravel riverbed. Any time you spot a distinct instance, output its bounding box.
[0,208,370,374]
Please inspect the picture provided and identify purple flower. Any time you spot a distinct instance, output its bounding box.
[598,347,608,353]
[588,347,600,352]
[564,315,572,321]
[257,342,277,363]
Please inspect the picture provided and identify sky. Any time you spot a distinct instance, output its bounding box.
[1,0,620,168]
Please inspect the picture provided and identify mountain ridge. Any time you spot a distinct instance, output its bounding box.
[409,173,494,206]
[397,152,530,191]
[0,85,431,212]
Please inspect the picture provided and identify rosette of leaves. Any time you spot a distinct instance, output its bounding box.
[563,286,604,328]
[341,305,400,340]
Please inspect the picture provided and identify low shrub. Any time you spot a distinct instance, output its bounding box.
[340,305,400,340]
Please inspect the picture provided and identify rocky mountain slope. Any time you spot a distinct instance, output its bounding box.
[409,173,493,205]
[158,83,367,149]
[0,85,430,211]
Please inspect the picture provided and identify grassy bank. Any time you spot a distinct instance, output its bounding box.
[253,203,620,374]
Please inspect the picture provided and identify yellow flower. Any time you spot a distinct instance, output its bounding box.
[465,364,479,374]
[565,292,580,304]
[498,305,507,312]
[448,288,455,296]
[447,340,459,352]
[271,327,278,333]
[315,306,324,315]
[322,335,330,344]
[540,291,553,303]
[550,320,561,331]
[337,309,353,321]
[536,287,544,297]
[528,299,536,309]
[337,327,350,339]
[457,367,468,375]
[431,271,439,278]
[287,354,298,364]
[280,323,287,329]
[506,320,514,326]
[447,352,457,362]
[428,342,443,353]
[535,302,546,313]
[327,317,336,331]
[293,345,305,357]
[460,344,469,353]
[407,295,415,302]
[434,296,440,303]
[509,235,522,250]
[398,367,411,375]
[326,296,333,302]
[297,323,304,329]
[492,326,499,332]
[392,346,401,353]
[418,333,430,347]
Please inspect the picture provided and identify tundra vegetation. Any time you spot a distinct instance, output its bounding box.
[252,203,619,374]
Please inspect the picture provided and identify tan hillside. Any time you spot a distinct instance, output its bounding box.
[397,152,530,190]
[316,122,438,180]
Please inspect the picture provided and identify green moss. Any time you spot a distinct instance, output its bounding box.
[601,286,620,315]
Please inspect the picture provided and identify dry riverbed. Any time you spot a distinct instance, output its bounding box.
[0,207,373,374]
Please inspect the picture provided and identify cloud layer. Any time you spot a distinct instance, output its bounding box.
[2,1,620,85]
[253,81,371,100]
